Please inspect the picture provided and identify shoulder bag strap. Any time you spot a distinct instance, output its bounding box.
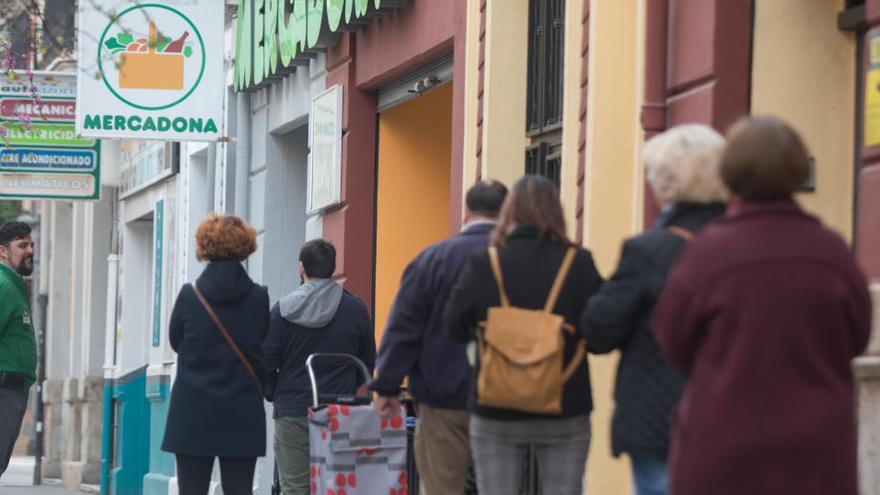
[544,247,577,313]
[487,247,511,307]
[192,283,263,391]
[668,225,695,242]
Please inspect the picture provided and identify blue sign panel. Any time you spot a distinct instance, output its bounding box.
[152,199,164,347]
[0,148,97,172]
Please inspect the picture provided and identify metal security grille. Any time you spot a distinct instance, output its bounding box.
[526,0,566,135]
[525,142,562,189]
[525,0,565,190]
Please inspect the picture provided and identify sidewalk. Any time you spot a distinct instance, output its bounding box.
[0,458,91,495]
[0,486,83,495]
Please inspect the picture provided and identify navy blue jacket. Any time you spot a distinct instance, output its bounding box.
[162,261,269,457]
[370,222,494,409]
[263,290,375,418]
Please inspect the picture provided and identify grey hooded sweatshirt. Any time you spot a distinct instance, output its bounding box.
[263,279,375,418]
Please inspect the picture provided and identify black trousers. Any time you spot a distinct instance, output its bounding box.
[0,387,27,476]
[175,454,257,495]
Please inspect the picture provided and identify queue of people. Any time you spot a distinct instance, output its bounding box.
[152,116,872,495]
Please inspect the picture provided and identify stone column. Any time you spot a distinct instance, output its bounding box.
[78,376,104,485]
[60,378,82,491]
[42,379,64,479]
[856,284,880,494]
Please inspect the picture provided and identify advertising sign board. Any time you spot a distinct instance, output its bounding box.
[77,1,225,141]
[0,71,101,200]
[307,85,342,213]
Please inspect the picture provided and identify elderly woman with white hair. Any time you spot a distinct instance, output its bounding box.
[581,124,727,495]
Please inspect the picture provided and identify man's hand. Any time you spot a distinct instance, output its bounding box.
[374,395,402,419]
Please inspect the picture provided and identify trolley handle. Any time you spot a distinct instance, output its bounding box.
[305,353,372,408]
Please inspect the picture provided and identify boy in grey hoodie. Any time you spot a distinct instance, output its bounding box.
[263,239,375,495]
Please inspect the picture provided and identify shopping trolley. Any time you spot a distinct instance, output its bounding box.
[271,353,416,495]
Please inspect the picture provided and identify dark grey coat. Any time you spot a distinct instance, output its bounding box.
[161,261,269,457]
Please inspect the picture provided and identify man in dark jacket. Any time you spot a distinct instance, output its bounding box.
[263,239,375,495]
[371,180,507,495]
[0,221,35,477]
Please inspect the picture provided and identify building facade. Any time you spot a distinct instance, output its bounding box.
[23,1,880,495]
[464,0,880,492]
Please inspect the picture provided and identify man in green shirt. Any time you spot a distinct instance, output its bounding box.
[0,221,35,477]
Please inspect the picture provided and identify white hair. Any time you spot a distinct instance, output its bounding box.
[643,124,728,205]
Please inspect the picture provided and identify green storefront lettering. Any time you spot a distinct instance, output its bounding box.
[235,0,393,91]
[235,0,252,91]
[81,115,218,134]
[84,115,101,130]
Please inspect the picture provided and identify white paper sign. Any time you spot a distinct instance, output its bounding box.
[76,1,224,141]
[308,85,343,213]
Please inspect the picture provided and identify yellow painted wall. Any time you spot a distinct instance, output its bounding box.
[580,0,644,493]
[374,84,453,344]
[462,1,642,493]
[481,0,530,184]
[751,0,856,242]
[462,0,482,194]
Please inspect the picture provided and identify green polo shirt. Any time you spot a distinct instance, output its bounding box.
[0,262,36,394]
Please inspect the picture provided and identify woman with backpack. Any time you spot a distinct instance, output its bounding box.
[443,175,603,495]
[581,124,728,495]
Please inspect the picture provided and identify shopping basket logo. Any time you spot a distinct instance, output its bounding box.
[97,4,206,110]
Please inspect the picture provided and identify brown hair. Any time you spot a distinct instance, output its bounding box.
[491,175,571,247]
[720,116,811,200]
[195,214,257,262]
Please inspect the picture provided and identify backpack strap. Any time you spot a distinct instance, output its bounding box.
[668,225,694,241]
[543,247,577,313]
[488,247,511,307]
[562,340,587,382]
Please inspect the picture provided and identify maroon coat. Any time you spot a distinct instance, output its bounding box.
[653,198,872,495]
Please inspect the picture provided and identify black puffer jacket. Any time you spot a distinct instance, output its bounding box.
[581,202,725,458]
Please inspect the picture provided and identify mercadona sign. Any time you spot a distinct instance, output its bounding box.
[76,1,224,141]
[234,0,407,91]
[0,72,101,201]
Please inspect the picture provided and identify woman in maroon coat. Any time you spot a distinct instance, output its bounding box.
[653,116,872,495]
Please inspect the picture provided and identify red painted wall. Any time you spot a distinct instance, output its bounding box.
[353,2,456,89]
[641,0,752,227]
[667,0,752,130]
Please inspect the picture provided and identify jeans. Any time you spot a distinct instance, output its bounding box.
[469,414,590,495]
[631,455,668,495]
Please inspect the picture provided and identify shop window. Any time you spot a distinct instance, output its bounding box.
[526,0,564,188]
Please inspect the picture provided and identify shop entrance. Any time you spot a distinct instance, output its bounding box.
[373,82,453,342]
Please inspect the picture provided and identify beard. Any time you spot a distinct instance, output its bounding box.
[16,256,33,277]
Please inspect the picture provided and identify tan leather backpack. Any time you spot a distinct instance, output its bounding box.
[477,246,586,415]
